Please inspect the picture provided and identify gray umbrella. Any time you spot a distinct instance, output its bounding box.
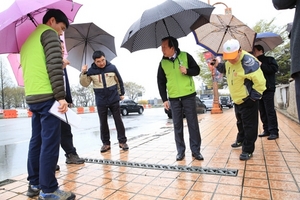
[64,22,117,71]
[255,32,283,52]
[121,0,214,53]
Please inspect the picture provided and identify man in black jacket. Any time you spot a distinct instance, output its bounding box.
[57,40,84,170]
[253,45,279,140]
[80,51,128,153]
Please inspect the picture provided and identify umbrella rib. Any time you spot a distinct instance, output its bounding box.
[162,19,170,36]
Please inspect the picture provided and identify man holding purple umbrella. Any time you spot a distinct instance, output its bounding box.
[20,9,75,200]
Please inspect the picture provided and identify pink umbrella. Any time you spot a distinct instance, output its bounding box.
[7,35,68,87]
[0,0,82,54]
[7,54,24,87]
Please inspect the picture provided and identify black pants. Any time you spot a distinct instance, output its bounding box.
[235,99,259,154]
[61,121,77,155]
[294,73,300,121]
[259,91,279,136]
[170,96,201,154]
[97,101,127,145]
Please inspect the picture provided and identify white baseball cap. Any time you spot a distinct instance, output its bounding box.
[223,39,240,60]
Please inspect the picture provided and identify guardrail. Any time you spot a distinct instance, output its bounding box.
[0,104,153,119]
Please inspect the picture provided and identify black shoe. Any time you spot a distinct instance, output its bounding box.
[66,153,85,164]
[119,143,129,151]
[192,153,204,160]
[239,152,252,160]
[26,184,40,197]
[100,144,111,153]
[231,141,242,148]
[176,153,185,161]
[259,132,270,137]
[267,134,279,140]
[56,165,60,171]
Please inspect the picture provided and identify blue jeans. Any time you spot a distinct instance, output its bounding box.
[27,99,60,193]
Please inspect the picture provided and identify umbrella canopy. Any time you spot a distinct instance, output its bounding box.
[0,0,82,54]
[7,54,24,87]
[255,32,283,52]
[7,35,68,86]
[193,14,256,55]
[64,22,117,71]
[121,0,214,53]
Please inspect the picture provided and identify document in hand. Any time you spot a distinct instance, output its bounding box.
[49,101,82,128]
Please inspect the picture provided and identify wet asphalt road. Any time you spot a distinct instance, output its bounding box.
[0,107,171,181]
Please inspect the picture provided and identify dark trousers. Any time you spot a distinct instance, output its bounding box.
[259,91,279,135]
[61,121,76,155]
[234,99,259,154]
[294,73,300,121]
[27,99,60,193]
[97,101,127,145]
[170,96,201,154]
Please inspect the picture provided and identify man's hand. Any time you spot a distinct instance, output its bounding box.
[163,101,170,110]
[81,64,88,73]
[58,99,68,114]
[63,58,70,69]
[179,66,187,75]
[120,95,125,100]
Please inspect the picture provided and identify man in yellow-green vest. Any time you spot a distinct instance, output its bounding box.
[157,36,203,162]
[20,9,75,199]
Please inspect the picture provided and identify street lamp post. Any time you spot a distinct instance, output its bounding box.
[206,1,232,114]
[208,62,223,114]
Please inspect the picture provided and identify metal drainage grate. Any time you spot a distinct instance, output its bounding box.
[84,158,238,177]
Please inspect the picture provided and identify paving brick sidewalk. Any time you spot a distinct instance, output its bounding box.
[1,109,300,199]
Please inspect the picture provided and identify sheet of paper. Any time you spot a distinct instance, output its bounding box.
[49,101,82,128]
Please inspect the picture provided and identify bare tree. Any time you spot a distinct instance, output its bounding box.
[71,84,94,107]
[0,56,14,109]
[124,82,145,101]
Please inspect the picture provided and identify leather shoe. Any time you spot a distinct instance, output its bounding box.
[176,153,185,161]
[100,144,111,153]
[192,153,204,160]
[258,132,270,137]
[267,134,279,140]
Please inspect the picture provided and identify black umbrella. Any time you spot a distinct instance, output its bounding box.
[64,22,117,71]
[121,0,214,53]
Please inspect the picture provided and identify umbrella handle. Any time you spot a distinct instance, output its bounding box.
[27,14,38,27]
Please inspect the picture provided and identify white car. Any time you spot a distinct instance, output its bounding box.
[202,99,213,111]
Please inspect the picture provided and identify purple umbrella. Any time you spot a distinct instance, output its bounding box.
[0,0,82,54]
[7,54,24,87]
[7,34,68,86]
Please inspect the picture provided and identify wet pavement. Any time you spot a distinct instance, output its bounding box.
[1,108,300,199]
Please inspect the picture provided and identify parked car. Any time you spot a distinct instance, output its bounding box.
[202,99,213,111]
[219,96,233,108]
[202,99,222,111]
[108,99,144,116]
[164,96,207,119]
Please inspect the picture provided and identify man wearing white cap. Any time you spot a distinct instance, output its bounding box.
[213,39,266,160]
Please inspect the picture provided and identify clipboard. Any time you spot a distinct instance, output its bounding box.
[49,101,82,128]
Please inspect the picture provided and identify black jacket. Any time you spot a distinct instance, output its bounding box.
[79,61,124,107]
[257,54,279,92]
